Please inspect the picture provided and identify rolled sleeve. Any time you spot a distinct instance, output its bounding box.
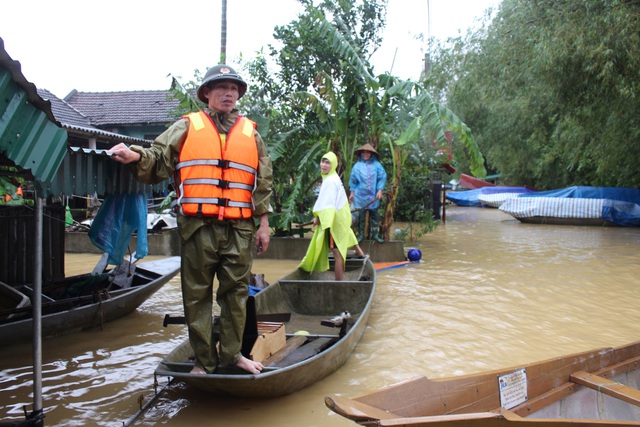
[129,119,188,184]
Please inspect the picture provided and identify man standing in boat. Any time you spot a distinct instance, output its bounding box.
[108,65,273,375]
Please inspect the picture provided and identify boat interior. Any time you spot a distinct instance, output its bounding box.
[160,257,375,375]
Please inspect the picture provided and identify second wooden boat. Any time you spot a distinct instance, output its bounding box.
[0,255,181,345]
[155,256,376,398]
[326,340,640,426]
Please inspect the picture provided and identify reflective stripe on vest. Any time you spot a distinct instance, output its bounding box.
[176,111,258,219]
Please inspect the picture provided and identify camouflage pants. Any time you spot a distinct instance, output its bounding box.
[180,221,253,373]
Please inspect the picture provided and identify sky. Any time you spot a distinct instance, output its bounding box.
[0,0,498,98]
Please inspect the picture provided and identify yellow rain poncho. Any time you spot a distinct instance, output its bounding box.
[299,152,359,272]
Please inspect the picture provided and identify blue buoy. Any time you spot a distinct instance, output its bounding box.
[407,248,422,262]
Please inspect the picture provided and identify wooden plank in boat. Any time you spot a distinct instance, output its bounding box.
[511,382,577,417]
[570,371,640,407]
[263,335,308,367]
[272,337,333,368]
[508,353,640,416]
[250,322,286,363]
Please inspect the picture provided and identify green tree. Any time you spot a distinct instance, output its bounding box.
[430,0,640,189]
[169,0,486,237]
[256,0,484,238]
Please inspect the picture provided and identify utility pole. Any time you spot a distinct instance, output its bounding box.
[220,0,227,63]
[423,0,432,77]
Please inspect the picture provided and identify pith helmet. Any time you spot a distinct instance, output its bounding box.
[197,64,247,103]
[355,143,379,158]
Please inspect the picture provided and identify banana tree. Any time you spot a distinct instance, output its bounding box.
[304,7,486,237]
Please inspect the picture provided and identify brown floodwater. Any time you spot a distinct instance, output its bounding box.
[1,206,640,426]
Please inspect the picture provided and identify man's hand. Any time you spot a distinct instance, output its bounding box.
[108,143,141,164]
[255,214,270,256]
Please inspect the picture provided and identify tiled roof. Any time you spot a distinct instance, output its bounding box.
[64,90,181,126]
[36,88,149,144]
[37,88,91,127]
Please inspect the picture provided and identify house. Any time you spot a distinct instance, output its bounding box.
[63,90,181,142]
[0,37,171,284]
[1,37,69,284]
[38,88,180,149]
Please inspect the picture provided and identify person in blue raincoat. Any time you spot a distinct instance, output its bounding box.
[349,143,387,242]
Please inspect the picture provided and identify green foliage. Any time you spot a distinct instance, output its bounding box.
[167,0,484,236]
[428,0,640,189]
[0,172,32,206]
[155,191,175,213]
[166,70,205,121]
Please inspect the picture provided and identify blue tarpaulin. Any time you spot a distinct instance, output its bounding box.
[446,186,535,207]
[519,186,640,204]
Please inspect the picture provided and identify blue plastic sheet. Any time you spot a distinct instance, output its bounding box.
[446,186,535,207]
[88,193,148,265]
[446,188,484,207]
[603,200,640,227]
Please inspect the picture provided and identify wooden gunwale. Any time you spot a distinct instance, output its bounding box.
[326,340,640,426]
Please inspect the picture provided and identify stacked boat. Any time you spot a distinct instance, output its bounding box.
[499,186,640,226]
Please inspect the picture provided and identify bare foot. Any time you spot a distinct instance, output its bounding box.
[235,356,263,374]
[190,365,207,375]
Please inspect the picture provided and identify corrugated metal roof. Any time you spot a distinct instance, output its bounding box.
[1,38,167,197]
[44,147,169,196]
[63,123,151,144]
[0,37,68,189]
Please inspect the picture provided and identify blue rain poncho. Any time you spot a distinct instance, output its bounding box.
[349,154,387,210]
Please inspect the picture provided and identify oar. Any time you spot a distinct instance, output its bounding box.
[162,313,292,327]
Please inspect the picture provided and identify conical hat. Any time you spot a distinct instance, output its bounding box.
[354,143,379,157]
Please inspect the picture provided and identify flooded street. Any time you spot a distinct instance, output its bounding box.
[1,206,640,426]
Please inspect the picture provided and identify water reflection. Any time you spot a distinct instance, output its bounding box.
[1,207,639,426]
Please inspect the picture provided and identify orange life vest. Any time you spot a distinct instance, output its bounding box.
[175,111,258,220]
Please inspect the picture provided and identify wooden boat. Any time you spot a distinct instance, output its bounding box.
[0,255,180,344]
[459,173,495,190]
[325,340,640,426]
[155,256,376,398]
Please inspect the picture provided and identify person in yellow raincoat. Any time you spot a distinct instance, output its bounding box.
[299,152,365,280]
